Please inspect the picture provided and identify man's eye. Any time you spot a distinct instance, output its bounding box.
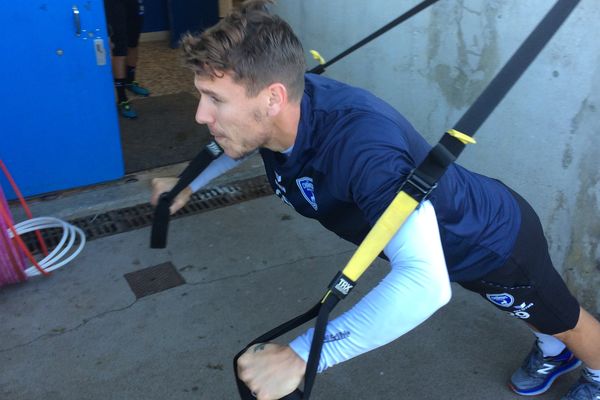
[211,96,222,103]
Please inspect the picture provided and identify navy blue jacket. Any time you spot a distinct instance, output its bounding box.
[260,74,520,281]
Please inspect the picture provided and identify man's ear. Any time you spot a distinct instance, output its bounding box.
[265,83,288,117]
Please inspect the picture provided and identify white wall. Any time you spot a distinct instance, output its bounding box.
[273,0,600,314]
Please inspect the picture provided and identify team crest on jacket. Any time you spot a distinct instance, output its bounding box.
[296,177,318,211]
[486,293,514,307]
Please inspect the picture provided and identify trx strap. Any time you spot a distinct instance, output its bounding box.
[233,1,580,399]
[150,141,223,248]
[307,0,439,75]
[149,0,441,249]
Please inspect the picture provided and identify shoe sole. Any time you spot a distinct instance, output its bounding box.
[509,358,582,396]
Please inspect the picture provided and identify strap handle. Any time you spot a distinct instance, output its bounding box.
[234,295,340,400]
[150,142,223,248]
[233,302,322,399]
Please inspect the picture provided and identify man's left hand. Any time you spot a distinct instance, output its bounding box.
[237,343,306,400]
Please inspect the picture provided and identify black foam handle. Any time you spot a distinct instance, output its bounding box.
[233,296,338,400]
[150,193,172,248]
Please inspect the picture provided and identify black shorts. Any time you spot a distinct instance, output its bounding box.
[458,188,580,335]
[104,0,144,56]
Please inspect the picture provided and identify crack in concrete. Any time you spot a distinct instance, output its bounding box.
[187,249,356,287]
[0,250,355,353]
[0,301,138,354]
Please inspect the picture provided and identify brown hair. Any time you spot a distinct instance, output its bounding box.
[181,0,306,101]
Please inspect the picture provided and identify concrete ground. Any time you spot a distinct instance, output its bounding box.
[0,158,583,400]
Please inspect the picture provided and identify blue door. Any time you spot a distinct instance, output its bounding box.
[0,1,124,199]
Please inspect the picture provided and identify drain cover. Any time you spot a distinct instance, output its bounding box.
[124,262,186,299]
[21,175,273,254]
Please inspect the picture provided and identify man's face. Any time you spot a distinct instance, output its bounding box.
[194,73,271,159]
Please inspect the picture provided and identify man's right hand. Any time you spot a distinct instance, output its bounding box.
[150,177,192,215]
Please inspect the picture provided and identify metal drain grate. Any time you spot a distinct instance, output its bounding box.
[124,262,186,299]
[21,175,273,254]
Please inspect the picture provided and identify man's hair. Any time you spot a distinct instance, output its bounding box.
[181,0,306,101]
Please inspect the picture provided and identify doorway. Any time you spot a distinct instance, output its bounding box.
[113,0,219,175]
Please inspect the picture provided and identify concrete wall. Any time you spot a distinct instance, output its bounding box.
[272,0,600,314]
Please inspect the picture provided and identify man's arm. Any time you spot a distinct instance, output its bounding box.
[150,154,242,214]
[188,153,241,192]
[289,200,451,371]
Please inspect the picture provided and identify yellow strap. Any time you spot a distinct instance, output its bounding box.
[320,130,473,302]
[322,191,419,302]
[446,129,476,145]
[310,49,326,65]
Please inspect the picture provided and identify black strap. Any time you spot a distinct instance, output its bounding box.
[233,295,340,400]
[235,1,580,399]
[150,141,223,248]
[405,0,581,202]
[233,302,323,399]
[308,0,440,75]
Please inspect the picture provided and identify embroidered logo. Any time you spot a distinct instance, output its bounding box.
[485,293,514,308]
[509,302,534,320]
[296,177,318,211]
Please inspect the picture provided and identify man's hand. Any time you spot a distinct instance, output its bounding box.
[150,177,192,215]
[237,343,306,400]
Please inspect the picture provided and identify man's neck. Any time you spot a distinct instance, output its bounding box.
[267,101,301,152]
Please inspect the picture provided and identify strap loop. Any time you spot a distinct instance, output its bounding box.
[446,129,476,145]
[309,50,326,65]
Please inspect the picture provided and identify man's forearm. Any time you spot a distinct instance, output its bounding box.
[289,201,452,372]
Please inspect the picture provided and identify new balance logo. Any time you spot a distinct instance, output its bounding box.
[537,364,555,374]
[334,279,354,295]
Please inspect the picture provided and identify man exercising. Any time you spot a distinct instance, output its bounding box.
[151,1,600,399]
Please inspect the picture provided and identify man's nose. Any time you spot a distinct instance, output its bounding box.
[195,98,215,125]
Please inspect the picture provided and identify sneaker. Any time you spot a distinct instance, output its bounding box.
[561,373,600,400]
[119,101,138,119]
[510,341,582,396]
[126,81,151,96]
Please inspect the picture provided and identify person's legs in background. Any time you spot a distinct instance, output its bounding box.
[124,0,150,97]
[105,0,137,118]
